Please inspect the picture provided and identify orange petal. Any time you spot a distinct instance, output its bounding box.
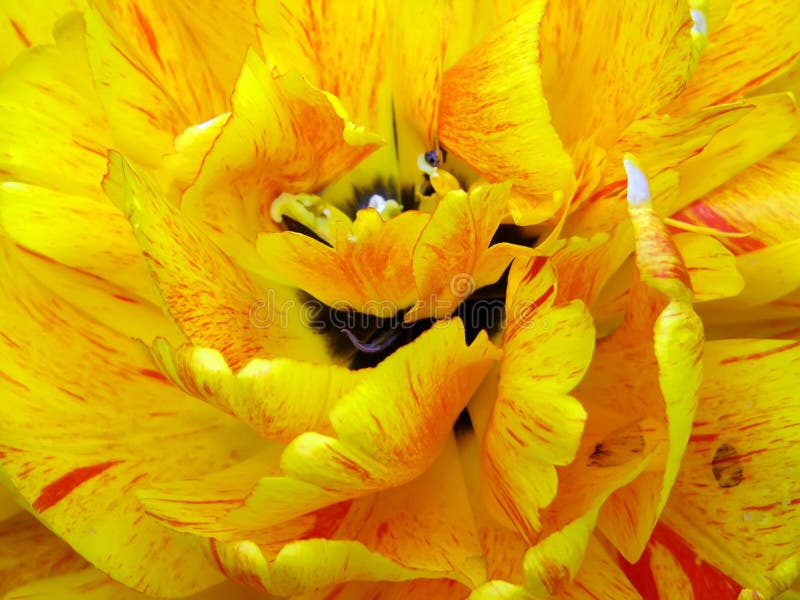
[104,152,333,369]
[0,242,266,596]
[438,1,575,207]
[620,522,741,600]
[663,338,800,597]
[0,511,87,596]
[258,209,429,315]
[407,183,530,321]
[667,0,800,113]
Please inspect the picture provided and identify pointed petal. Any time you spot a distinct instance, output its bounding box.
[0,15,111,199]
[182,51,380,256]
[667,0,800,113]
[0,243,266,596]
[482,256,595,540]
[150,338,361,443]
[438,1,575,206]
[579,160,704,561]
[0,1,85,72]
[258,209,429,314]
[0,512,87,596]
[663,338,800,596]
[540,0,696,149]
[104,152,332,370]
[407,183,530,320]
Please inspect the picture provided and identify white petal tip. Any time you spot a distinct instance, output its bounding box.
[623,156,652,206]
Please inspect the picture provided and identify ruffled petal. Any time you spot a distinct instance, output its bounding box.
[258,208,429,314]
[0,1,84,72]
[182,50,381,259]
[104,153,333,369]
[667,0,800,113]
[0,243,266,596]
[407,183,530,320]
[540,0,696,150]
[438,1,575,211]
[150,338,361,443]
[150,436,487,594]
[481,257,594,539]
[0,512,87,595]
[139,319,500,537]
[663,338,800,597]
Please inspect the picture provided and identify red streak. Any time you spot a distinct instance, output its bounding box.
[10,20,31,47]
[33,460,122,512]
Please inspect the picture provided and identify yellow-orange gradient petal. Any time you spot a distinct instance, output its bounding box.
[663,338,800,597]
[0,511,87,596]
[540,0,696,150]
[181,50,381,261]
[482,256,595,540]
[150,338,361,443]
[407,183,531,321]
[258,208,429,315]
[104,152,333,370]
[438,0,575,210]
[0,1,85,72]
[667,0,800,113]
[0,242,266,596]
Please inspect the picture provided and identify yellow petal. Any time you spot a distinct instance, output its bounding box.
[258,209,429,315]
[0,242,266,596]
[151,437,487,594]
[90,0,256,122]
[672,136,800,255]
[667,0,800,113]
[673,232,745,302]
[182,51,381,258]
[140,319,500,540]
[582,159,704,561]
[0,511,87,596]
[676,93,800,210]
[104,152,332,369]
[482,256,595,540]
[0,14,111,199]
[407,183,529,321]
[0,182,157,303]
[306,578,471,600]
[664,338,800,596]
[438,1,575,206]
[0,1,85,72]
[540,0,696,149]
[150,338,361,443]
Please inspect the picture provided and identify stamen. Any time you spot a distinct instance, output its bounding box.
[365,194,402,220]
[340,328,401,353]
